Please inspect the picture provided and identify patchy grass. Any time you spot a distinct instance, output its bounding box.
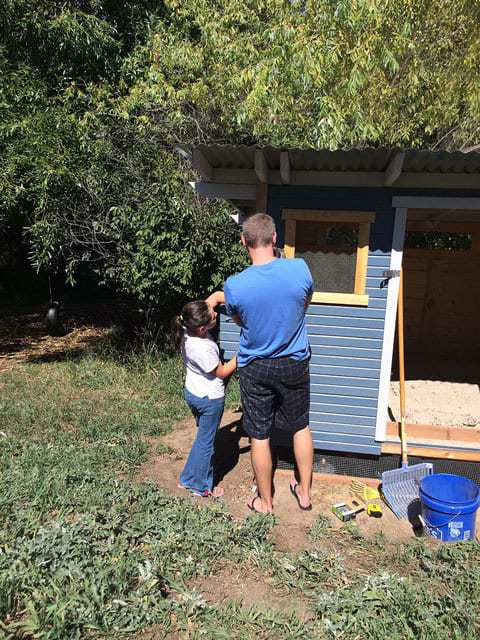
[1,347,479,639]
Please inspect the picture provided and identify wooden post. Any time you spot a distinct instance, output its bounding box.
[255,181,268,214]
[354,222,371,295]
[398,267,408,467]
[284,219,296,258]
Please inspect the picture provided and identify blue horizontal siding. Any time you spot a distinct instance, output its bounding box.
[311,385,379,399]
[311,441,381,454]
[310,421,376,436]
[303,304,386,317]
[310,431,378,446]
[309,335,382,349]
[305,315,385,329]
[311,375,379,388]
[310,365,380,378]
[310,356,380,370]
[311,394,377,408]
[304,325,384,338]
[309,411,376,427]
[311,403,377,417]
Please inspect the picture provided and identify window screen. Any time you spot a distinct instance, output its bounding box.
[294,221,358,293]
[405,231,472,251]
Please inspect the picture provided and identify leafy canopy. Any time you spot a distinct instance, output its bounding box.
[1,1,479,304]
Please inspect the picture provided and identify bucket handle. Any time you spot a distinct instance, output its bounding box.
[421,511,463,531]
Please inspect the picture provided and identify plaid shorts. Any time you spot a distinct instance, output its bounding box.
[238,357,310,440]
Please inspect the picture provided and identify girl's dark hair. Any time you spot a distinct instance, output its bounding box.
[171,300,211,351]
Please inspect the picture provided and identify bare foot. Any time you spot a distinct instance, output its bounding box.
[247,495,273,513]
[211,486,224,498]
[290,481,312,510]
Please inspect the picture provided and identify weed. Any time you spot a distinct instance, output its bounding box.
[309,513,332,542]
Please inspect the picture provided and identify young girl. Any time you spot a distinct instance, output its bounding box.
[172,299,236,498]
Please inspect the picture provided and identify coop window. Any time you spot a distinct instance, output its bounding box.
[405,231,472,251]
[282,210,376,306]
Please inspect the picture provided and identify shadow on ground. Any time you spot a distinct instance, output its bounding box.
[0,303,140,370]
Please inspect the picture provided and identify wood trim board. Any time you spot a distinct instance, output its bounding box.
[382,441,480,462]
[311,292,369,306]
[386,421,480,444]
[282,209,374,306]
[283,210,376,223]
[374,206,407,442]
[354,223,371,295]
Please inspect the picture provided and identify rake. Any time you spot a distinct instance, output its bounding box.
[381,268,432,519]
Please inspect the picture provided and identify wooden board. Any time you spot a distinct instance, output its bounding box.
[403,219,480,355]
[386,421,480,445]
[382,442,480,462]
[283,210,376,223]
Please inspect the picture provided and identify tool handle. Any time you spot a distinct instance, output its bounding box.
[397,268,408,467]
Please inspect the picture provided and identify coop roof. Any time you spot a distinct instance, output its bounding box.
[178,144,480,209]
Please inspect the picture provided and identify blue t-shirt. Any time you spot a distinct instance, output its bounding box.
[224,258,313,367]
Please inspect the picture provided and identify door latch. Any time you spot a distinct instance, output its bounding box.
[382,270,401,279]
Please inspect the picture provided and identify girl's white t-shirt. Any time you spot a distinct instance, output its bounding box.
[181,331,225,399]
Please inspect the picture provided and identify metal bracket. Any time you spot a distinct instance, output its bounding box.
[382,269,401,279]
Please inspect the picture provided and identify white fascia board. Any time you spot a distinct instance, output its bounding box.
[392,196,480,209]
[190,182,256,200]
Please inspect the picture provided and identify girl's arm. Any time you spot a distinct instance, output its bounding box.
[205,291,225,308]
[210,355,237,380]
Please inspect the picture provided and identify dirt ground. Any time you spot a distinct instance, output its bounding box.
[139,408,416,553]
[389,380,480,427]
[0,304,117,372]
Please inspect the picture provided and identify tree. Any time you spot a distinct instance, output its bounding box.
[1,0,479,307]
[123,0,480,150]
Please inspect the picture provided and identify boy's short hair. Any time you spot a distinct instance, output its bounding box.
[242,213,276,248]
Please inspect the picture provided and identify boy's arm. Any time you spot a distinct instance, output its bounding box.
[205,291,225,308]
[211,355,237,379]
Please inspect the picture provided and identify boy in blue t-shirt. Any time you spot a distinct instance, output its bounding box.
[206,213,314,514]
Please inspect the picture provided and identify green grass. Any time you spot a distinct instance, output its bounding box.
[0,346,479,639]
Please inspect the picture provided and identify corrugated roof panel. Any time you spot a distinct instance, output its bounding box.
[192,144,480,175]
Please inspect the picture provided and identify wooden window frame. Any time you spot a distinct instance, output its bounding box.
[282,209,376,306]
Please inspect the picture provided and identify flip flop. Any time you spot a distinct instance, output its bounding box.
[247,495,272,513]
[290,483,312,511]
[178,483,213,498]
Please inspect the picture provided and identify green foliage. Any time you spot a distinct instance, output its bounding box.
[2,0,480,302]
[316,550,480,639]
[0,350,276,638]
[309,513,332,541]
[126,0,480,149]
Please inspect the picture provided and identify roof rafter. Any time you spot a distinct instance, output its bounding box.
[254,149,269,183]
[280,151,291,184]
[384,151,406,186]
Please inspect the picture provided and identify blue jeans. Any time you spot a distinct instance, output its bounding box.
[179,389,225,494]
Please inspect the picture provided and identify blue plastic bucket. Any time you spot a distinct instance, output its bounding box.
[419,473,480,542]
